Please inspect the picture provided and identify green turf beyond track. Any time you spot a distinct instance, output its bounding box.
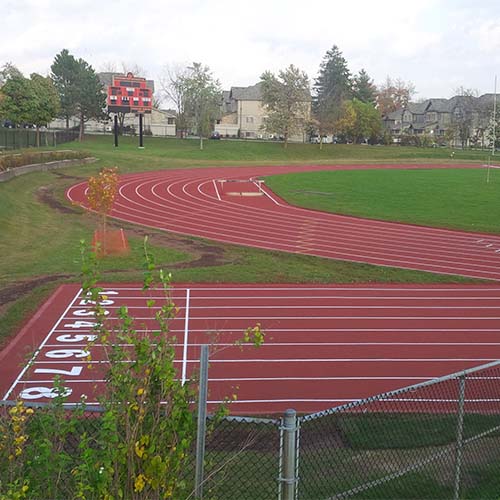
[265,167,500,234]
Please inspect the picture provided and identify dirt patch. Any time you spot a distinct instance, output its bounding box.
[36,185,80,215]
[50,171,86,181]
[105,221,233,269]
[0,274,73,308]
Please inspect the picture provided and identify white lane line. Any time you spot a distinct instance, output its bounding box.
[205,398,500,404]
[68,304,500,310]
[64,286,500,292]
[3,288,83,400]
[21,379,107,384]
[51,328,500,333]
[42,342,500,347]
[252,179,281,205]
[181,288,190,385]
[212,179,222,201]
[31,357,495,364]
[110,295,500,300]
[209,376,431,381]
[62,315,500,320]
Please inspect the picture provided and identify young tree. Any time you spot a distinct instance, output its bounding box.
[87,167,119,255]
[353,69,377,105]
[312,45,352,145]
[182,62,222,150]
[0,71,33,125]
[260,64,311,148]
[51,49,80,129]
[159,63,190,138]
[29,74,60,146]
[376,76,416,115]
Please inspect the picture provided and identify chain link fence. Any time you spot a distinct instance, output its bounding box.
[1,360,499,499]
[0,128,79,150]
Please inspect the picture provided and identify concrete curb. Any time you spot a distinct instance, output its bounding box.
[0,157,97,182]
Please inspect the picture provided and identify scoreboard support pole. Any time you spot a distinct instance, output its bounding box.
[114,115,119,147]
[139,114,144,149]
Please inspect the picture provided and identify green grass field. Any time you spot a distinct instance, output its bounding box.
[0,135,492,345]
[265,167,500,233]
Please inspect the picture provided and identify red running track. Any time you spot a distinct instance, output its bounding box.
[2,283,500,415]
[67,164,500,281]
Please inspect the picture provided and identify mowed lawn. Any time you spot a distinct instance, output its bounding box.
[64,134,492,168]
[265,167,500,233]
[0,135,493,343]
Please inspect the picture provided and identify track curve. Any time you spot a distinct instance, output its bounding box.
[67,163,500,281]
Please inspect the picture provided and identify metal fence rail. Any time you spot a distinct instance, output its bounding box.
[0,128,79,149]
[1,360,499,499]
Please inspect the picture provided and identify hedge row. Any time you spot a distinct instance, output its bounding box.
[0,150,89,172]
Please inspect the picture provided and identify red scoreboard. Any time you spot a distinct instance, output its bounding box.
[107,73,152,114]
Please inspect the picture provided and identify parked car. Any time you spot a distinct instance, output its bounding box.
[210,131,221,140]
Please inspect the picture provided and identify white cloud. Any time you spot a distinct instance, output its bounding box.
[1,0,500,98]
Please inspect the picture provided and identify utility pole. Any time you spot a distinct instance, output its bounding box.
[492,75,497,156]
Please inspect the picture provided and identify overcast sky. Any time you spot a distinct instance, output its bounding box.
[3,0,500,103]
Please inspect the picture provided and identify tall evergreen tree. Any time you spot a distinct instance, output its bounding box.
[353,69,377,105]
[51,49,80,129]
[51,49,106,139]
[313,45,352,144]
[74,59,107,140]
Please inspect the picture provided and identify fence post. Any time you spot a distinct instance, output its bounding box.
[194,345,209,499]
[281,409,298,500]
[453,374,466,500]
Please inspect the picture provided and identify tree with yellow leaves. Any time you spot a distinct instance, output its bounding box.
[86,167,119,256]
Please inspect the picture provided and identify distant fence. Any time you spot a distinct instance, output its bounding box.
[0,128,79,150]
[1,360,500,499]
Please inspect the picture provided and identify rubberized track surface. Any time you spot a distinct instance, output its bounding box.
[2,284,500,415]
[67,164,500,280]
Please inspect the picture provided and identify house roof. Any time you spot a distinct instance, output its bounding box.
[229,82,263,101]
[156,109,176,118]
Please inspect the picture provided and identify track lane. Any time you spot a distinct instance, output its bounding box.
[3,284,500,414]
[67,164,500,280]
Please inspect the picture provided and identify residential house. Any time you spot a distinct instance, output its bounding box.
[216,82,310,142]
[383,94,494,147]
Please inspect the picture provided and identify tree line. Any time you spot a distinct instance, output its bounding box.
[0,45,416,146]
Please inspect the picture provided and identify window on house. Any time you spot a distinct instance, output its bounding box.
[246,116,254,124]
[167,118,175,125]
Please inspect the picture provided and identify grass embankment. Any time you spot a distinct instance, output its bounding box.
[0,136,489,345]
[64,134,493,170]
[265,167,500,234]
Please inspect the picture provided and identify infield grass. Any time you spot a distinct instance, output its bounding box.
[265,167,500,233]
